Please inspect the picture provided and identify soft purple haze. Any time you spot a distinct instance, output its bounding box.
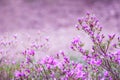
[0,0,120,31]
[0,0,120,57]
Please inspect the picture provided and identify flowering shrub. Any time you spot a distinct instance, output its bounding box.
[0,13,120,80]
[71,13,120,80]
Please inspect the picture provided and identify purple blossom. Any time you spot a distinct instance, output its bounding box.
[104,71,108,77]
[14,70,25,78]
[75,24,80,30]
[76,70,85,79]
[72,37,80,45]
[27,49,35,56]
[64,56,70,63]
[41,56,57,66]
[108,34,116,40]
[26,56,32,63]
[60,50,65,57]
[76,63,83,70]
[89,59,102,66]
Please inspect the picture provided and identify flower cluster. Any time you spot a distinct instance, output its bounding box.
[14,51,88,80]
[71,13,120,80]
[0,13,120,80]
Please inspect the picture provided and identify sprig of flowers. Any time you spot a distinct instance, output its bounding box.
[71,13,120,80]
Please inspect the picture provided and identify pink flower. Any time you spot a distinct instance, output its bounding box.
[27,49,35,56]
[104,71,108,77]
[76,63,83,70]
[108,34,116,40]
[72,37,80,45]
[76,70,85,79]
[90,59,102,66]
[14,70,25,78]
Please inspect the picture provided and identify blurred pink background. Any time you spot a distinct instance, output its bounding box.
[0,0,120,32]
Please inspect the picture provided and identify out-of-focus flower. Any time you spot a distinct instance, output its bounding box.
[27,49,35,56]
[108,34,116,40]
[14,70,25,78]
[89,58,102,66]
[72,37,80,45]
[104,71,108,77]
[76,70,85,79]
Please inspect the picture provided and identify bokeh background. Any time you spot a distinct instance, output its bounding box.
[0,0,120,58]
